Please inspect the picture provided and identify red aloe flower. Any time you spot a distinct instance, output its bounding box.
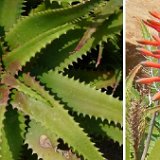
[152,35,160,42]
[143,19,160,32]
[138,48,160,58]
[152,50,160,54]
[137,11,160,101]
[149,11,160,20]
[141,61,160,69]
[152,92,160,101]
[137,39,160,46]
[136,77,160,84]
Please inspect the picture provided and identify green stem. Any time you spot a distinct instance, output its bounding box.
[141,112,157,160]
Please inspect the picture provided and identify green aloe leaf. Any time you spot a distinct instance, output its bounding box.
[49,0,83,4]
[12,90,105,160]
[56,11,122,72]
[75,115,122,145]
[29,28,85,74]
[26,119,80,160]
[0,107,25,160]
[3,0,102,73]
[3,23,75,73]
[5,0,101,50]
[147,139,160,160]
[0,86,10,159]
[0,129,13,160]
[0,0,24,33]
[65,69,121,89]
[40,71,122,125]
[25,120,66,160]
[0,105,7,159]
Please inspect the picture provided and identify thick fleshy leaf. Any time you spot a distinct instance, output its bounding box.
[0,129,13,160]
[40,71,122,125]
[12,90,105,160]
[1,73,47,104]
[3,0,102,73]
[26,120,80,160]
[0,0,24,32]
[147,139,160,160]
[18,73,122,143]
[56,11,122,72]
[5,0,101,50]
[26,120,66,160]
[75,116,122,145]
[0,105,7,159]
[65,69,120,89]
[49,0,83,4]
[29,6,122,75]
[0,107,25,160]
[3,23,75,74]
[0,86,10,159]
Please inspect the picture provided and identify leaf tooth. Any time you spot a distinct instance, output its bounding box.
[60,122,105,160]
[41,71,122,125]
[0,88,10,152]
[24,121,63,160]
[16,36,57,73]
[0,105,7,156]
[5,16,24,40]
[24,143,40,159]
[56,40,92,72]
[13,91,105,160]
[10,24,75,74]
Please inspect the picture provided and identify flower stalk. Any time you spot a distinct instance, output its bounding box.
[136,11,160,160]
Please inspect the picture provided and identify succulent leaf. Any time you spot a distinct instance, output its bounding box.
[56,11,122,71]
[147,139,160,160]
[65,69,120,89]
[75,115,122,145]
[12,90,105,160]
[0,128,13,160]
[0,0,123,158]
[0,105,7,159]
[0,106,25,160]
[5,0,101,50]
[25,120,66,160]
[49,0,83,5]
[0,0,24,32]
[3,23,75,74]
[40,71,122,125]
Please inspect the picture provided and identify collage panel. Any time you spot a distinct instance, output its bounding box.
[0,0,123,160]
[126,0,160,160]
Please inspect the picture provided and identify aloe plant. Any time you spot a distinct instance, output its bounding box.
[0,0,122,159]
[126,11,160,160]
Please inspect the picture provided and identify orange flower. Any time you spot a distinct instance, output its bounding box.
[141,61,160,68]
[136,11,160,101]
[137,40,160,46]
[143,19,160,32]
[152,50,160,54]
[152,92,160,101]
[136,77,160,84]
[138,48,160,58]
[149,11,160,20]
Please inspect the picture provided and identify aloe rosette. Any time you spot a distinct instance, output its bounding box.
[0,0,123,159]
